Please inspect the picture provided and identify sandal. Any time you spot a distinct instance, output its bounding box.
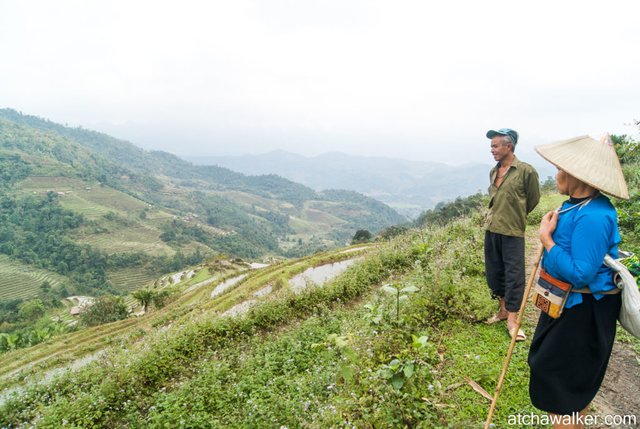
[485,313,508,324]
[508,327,526,342]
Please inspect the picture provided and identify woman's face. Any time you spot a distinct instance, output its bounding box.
[555,169,581,195]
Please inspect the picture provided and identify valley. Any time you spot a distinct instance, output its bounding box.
[0,111,638,427]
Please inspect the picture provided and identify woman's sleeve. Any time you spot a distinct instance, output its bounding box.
[543,211,614,286]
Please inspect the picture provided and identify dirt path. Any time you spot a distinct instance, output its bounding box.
[524,239,640,428]
[592,342,640,428]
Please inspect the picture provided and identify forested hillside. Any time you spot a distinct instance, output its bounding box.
[0,109,405,323]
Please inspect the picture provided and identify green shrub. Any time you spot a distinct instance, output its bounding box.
[80,295,128,327]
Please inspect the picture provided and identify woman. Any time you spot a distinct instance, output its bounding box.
[528,134,629,428]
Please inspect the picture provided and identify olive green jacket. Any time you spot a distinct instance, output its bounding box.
[485,156,540,237]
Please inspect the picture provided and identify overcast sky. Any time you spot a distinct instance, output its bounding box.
[1,0,639,166]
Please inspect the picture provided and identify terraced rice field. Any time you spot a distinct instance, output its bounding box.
[17,177,181,256]
[58,194,116,219]
[108,267,157,293]
[0,263,247,388]
[17,176,150,217]
[59,191,148,220]
[288,215,342,237]
[0,255,66,301]
[16,176,83,193]
[73,188,148,214]
[303,200,349,225]
[140,208,175,222]
[0,246,374,400]
[76,224,173,255]
[218,190,282,212]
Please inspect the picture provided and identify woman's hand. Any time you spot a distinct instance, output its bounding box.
[539,210,558,251]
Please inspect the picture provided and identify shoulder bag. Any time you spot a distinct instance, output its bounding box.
[604,252,640,339]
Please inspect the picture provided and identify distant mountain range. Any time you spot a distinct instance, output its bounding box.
[185,151,492,217]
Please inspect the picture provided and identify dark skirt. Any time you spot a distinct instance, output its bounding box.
[528,293,621,415]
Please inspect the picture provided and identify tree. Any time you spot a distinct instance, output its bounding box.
[541,176,556,192]
[39,281,52,294]
[18,299,46,322]
[80,295,128,327]
[38,281,62,308]
[351,229,372,244]
[416,193,486,226]
[377,225,409,240]
[0,332,21,352]
[132,289,156,313]
[612,133,640,164]
[152,290,170,309]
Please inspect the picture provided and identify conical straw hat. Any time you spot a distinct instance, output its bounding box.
[535,134,629,200]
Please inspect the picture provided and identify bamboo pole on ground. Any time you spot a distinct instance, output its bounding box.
[484,244,544,429]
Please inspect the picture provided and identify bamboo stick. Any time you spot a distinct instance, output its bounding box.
[484,244,544,429]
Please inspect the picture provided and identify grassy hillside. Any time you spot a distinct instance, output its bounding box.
[0,201,536,428]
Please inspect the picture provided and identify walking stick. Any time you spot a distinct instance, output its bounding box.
[484,244,544,429]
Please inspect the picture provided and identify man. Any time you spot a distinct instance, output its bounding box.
[484,128,540,341]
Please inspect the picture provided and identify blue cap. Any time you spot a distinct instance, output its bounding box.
[486,128,519,145]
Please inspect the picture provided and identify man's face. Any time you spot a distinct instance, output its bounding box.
[490,137,511,162]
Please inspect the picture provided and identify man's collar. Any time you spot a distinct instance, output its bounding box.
[496,155,520,169]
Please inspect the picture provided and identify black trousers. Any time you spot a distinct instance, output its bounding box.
[484,231,525,312]
[528,293,621,414]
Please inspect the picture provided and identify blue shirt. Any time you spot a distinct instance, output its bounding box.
[542,194,620,309]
